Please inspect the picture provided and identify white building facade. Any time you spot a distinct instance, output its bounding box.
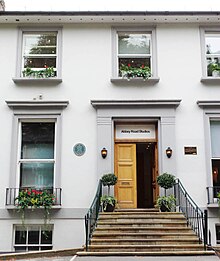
[0,11,220,251]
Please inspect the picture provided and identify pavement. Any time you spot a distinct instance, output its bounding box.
[12,255,220,261]
[74,256,220,261]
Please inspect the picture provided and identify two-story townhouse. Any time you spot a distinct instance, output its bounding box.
[1,10,220,252]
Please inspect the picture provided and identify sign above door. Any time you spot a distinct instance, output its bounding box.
[115,124,156,140]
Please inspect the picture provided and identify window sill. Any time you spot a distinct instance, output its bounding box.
[111,77,160,85]
[6,205,62,210]
[12,77,62,84]
[207,203,219,208]
[201,77,220,83]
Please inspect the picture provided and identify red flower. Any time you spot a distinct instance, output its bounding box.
[27,191,31,195]
[44,64,48,68]
[128,63,131,67]
[142,65,145,68]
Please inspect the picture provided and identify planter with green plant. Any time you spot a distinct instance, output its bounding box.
[15,189,55,225]
[100,195,117,212]
[22,66,56,78]
[208,62,220,77]
[156,195,176,212]
[119,64,151,80]
[100,173,118,212]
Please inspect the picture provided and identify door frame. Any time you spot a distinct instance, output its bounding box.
[114,122,159,208]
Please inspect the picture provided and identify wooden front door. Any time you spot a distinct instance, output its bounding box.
[115,143,137,209]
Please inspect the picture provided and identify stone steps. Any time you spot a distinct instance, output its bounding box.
[87,244,205,252]
[91,238,200,245]
[77,250,215,256]
[78,208,214,256]
[92,232,198,239]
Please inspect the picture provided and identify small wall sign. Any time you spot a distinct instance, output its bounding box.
[184,146,197,155]
[116,124,156,140]
[73,143,86,156]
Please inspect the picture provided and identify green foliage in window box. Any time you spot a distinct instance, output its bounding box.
[15,189,55,225]
[119,64,151,80]
[22,66,56,78]
[207,62,220,77]
[156,194,176,212]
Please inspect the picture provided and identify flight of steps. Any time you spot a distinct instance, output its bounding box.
[78,209,215,256]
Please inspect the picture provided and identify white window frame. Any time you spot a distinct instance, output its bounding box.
[15,27,62,79]
[111,27,158,80]
[200,27,220,79]
[6,100,69,190]
[17,118,57,189]
[13,224,53,252]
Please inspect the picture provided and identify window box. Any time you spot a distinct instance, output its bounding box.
[111,77,160,84]
[15,28,62,81]
[6,187,62,208]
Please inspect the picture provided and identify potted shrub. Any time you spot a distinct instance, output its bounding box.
[100,173,118,212]
[156,195,176,212]
[100,173,117,196]
[157,172,175,196]
[100,195,117,212]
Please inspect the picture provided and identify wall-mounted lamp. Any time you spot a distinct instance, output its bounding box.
[166,147,172,158]
[101,147,108,159]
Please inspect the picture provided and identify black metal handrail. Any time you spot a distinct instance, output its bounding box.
[85,180,102,251]
[174,179,208,249]
[207,186,220,204]
[6,187,62,206]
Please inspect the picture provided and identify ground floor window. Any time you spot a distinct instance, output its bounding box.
[14,225,53,252]
[210,121,220,194]
[216,224,220,244]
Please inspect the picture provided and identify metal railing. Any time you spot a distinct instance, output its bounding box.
[207,186,220,204]
[85,180,102,251]
[6,187,62,206]
[174,179,208,249]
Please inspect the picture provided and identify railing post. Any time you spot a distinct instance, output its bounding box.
[204,209,208,250]
[207,187,210,204]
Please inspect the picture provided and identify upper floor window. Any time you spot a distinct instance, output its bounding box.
[16,28,62,79]
[112,28,157,81]
[19,121,55,189]
[203,31,220,78]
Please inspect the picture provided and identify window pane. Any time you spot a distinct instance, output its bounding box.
[41,246,53,250]
[216,225,220,244]
[21,122,55,159]
[23,33,57,56]
[118,34,150,54]
[15,246,26,252]
[210,121,220,157]
[28,246,40,251]
[24,58,56,69]
[206,35,220,54]
[41,230,52,244]
[20,163,54,188]
[15,229,27,244]
[28,229,39,244]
